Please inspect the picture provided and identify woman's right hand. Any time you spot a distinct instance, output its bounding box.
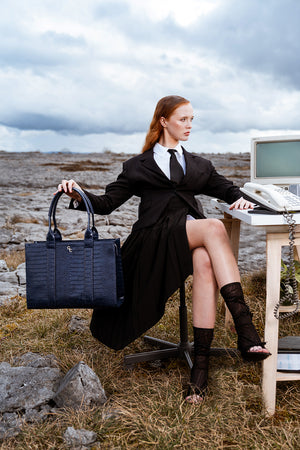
[55,179,83,202]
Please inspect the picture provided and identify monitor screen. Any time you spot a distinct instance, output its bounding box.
[251,136,300,186]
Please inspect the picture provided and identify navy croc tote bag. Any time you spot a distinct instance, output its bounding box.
[25,187,124,309]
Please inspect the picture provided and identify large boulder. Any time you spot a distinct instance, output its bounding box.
[0,362,63,413]
[53,361,107,409]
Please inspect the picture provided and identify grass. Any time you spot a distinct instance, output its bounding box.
[41,160,111,172]
[0,249,25,270]
[0,261,299,448]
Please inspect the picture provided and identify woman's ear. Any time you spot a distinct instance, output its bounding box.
[160,117,166,127]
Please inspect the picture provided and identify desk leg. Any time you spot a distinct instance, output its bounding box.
[262,234,281,416]
[294,245,300,262]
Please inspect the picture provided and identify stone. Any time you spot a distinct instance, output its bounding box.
[63,427,98,448]
[23,405,52,424]
[0,296,16,307]
[68,315,89,333]
[17,286,26,297]
[0,230,12,246]
[0,412,24,440]
[0,281,17,297]
[0,151,267,275]
[0,260,8,272]
[16,262,26,285]
[10,233,23,245]
[12,352,61,369]
[0,362,63,413]
[53,361,107,409]
[0,271,18,284]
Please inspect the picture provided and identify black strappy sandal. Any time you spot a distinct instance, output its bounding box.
[235,315,271,361]
[185,355,208,404]
[220,282,271,363]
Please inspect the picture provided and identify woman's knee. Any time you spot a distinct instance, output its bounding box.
[206,218,227,237]
[186,219,229,250]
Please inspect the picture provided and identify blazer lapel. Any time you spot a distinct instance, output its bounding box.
[181,147,198,184]
[140,147,200,186]
[140,149,170,180]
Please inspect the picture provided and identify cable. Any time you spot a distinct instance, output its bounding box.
[274,209,300,319]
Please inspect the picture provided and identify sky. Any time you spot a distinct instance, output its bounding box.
[1,0,300,154]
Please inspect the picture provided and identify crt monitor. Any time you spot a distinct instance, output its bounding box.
[251,135,300,186]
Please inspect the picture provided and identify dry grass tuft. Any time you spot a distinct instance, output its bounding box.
[41,160,111,172]
[6,215,40,225]
[0,272,299,448]
[0,248,25,270]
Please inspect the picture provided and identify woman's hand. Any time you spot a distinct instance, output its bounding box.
[55,179,82,202]
[229,197,254,210]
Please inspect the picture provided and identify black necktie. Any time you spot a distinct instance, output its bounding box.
[168,149,184,184]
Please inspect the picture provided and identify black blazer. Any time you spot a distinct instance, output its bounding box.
[75,148,242,231]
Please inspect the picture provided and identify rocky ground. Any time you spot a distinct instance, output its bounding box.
[0,149,266,275]
[0,150,271,442]
[3,149,268,263]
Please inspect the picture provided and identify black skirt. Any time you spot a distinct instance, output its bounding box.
[90,197,194,350]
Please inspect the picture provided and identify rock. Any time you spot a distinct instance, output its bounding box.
[0,281,17,297]
[0,354,63,440]
[0,296,15,307]
[10,233,24,245]
[63,426,98,449]
[0,260,8,272]
[0,412,24,440]
[0,271,18,284]
[0,263,27,304]
[12,352,61,369]
[0,151,267,273]
[0,230,12,246]
[0,361,63,413]
[68,315,89,333]
[23,405,52,424]
[53,361,107,409]
[16,263,26,285]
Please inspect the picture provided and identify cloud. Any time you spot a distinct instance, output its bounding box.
[0,0,300,153]
[188,0,300,89]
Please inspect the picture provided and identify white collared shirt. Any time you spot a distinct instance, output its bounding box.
[74,143,195,218]
[153,142,195,220]
[153,142,186,179]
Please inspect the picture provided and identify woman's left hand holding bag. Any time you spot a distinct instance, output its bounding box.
[55,179,82,202]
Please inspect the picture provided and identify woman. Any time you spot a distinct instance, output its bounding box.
[57,95,270,404]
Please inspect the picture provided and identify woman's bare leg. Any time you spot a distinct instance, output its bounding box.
[192,247,218,328]
[186,218,240,289]
[186,247,217,404]
[186,218,269,372]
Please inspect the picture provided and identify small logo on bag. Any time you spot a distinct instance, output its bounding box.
[67,246,72,253]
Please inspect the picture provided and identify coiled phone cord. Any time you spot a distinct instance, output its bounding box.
[274,209,300,319]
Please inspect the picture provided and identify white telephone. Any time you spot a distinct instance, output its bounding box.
[240,182,300,212]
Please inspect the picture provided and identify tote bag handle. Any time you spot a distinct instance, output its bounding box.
[47,187,98,242]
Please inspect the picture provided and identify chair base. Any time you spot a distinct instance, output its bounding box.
[123,335,238,370]
[123,284,239,370]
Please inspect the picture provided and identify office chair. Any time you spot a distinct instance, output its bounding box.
[124,282,238,369]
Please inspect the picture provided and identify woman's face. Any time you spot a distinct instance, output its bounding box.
[160,103,194,146]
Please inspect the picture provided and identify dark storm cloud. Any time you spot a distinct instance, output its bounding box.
[1,0,300,142]
[0,112,146,135]
[188,0,300,89]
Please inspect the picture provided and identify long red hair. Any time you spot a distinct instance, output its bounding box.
[141,95,190,153]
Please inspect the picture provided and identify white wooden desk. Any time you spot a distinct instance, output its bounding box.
[212,199,300,416]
